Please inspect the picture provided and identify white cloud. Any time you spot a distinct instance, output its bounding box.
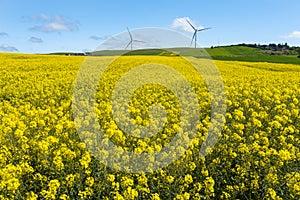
[39,13,51,21]
[172,17,204,33]
[25,13,50,22]
[0,44,18,52]
[283,31,300,39]
[90,35,104,40]
[29,37,43,43]
[28,14,79,33]
[0,32,8,37]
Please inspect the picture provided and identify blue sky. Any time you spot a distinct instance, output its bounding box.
[0,0,300,53]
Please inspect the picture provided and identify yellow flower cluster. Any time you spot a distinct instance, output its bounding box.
[0,53,299,199]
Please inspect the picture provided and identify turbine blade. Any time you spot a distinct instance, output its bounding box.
[197,27,211,31]
[125,41,132,49]
[133,39,146,43]
[127,27,132,40]
[190,32,196,46]
[186,19,196,31]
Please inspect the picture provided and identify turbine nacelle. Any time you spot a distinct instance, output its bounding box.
[186,19,211,48]
[125,27,145,50]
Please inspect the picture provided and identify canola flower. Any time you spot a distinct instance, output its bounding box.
[0,53,299,199]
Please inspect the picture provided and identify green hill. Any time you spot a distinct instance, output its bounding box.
[205,46,300,65]
[205,46,264,57]
[91,45,300,65]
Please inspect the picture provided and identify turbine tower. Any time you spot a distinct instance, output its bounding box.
[125,27,144,50]
[186,19,211,48]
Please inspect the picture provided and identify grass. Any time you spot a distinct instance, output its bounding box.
[91,46,300,65]
[205,46,300,65]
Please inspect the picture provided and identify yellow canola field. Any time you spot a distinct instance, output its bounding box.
[0,53,300,199]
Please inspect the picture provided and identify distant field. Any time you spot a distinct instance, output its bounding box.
[91,46,300,65]
[205,46,300,65]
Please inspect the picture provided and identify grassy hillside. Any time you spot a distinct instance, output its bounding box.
[87,45,300,65]
[205,46,264,57]
[205,46,300,65]
[167,46,300,65]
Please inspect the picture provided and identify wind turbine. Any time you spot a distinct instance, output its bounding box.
[125,27,144,50]
[186,19,211,48]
